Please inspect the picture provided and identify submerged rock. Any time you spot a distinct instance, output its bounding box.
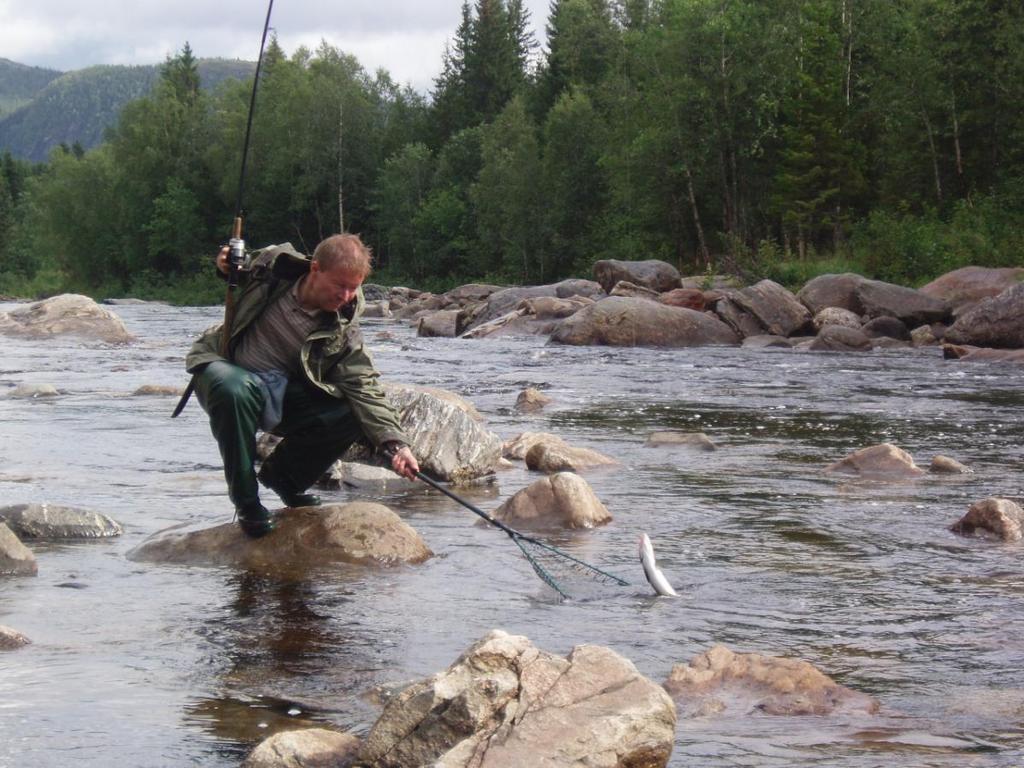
[950,498,1024,542]
[825,443,924,479]
[551,296,739,348]
[243,728,360,768]
[502,431,567,460]
[357,629,676,768]
[0,294,134,343]
[0,625,31,650]
[132,384,184,396]
[645,431,716,451]
[8,383,60,398]
[664,644,879,717]
[930,455,973,475]
[127,503,433,568]
[515,387,551,412]
[492,472,612,529]
[0,522,37,576]
[0,503,123,539]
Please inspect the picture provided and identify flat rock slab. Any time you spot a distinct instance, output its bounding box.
[127,503,433,568]
[0,294,134,343]
[358,629,676,768]
[0,503,123,539]
[950,498,1024,542]
[492,472,612,529]
[0,522,37,576]
[665,644,879,717]
[243,728,360,768]
[825,443,924,479]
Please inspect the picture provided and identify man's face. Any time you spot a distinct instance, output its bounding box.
[306,261,364,312]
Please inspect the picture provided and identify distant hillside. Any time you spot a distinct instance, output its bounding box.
[0,58,255,162]
[0,58,63,115]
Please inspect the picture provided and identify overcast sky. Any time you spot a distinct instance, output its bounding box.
[0,0,552,93]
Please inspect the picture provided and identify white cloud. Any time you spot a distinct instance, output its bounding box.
[0,0,550,92]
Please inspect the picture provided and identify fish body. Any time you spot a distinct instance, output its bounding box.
[639,533,678,597]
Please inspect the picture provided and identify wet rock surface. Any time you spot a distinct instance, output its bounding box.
[0,625,32,650]
[524,440,617,473]
[825,443,925,479]
[944,283,1024,349]
[0,522,37,576]
[950,498,1024,542]
[0,503,123,539]
[664,645,879,717]
[127,503,433,569]
[491,471,612,529]
[243,728,360,768]
[357,629,676,768]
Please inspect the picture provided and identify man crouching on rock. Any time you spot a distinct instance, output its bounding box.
[185,233,419,538]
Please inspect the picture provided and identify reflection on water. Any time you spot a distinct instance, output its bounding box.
[0,301,1023,766]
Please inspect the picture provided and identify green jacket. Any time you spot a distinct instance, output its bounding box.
[186,243,408,448]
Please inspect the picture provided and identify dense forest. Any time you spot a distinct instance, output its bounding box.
[0,0,1021,303]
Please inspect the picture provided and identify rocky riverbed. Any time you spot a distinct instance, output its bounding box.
[0,264,1023,766]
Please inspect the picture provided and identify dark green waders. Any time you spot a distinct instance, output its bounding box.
[195,361,366,510]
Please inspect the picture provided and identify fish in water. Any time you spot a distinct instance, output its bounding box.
[639,533,678,597]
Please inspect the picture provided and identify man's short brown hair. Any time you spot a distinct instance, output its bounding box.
[312,234,373,279]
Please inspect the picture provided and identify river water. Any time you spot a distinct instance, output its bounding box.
[0,300,1022,767]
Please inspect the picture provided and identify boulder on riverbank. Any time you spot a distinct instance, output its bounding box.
[0,625,31,650]
[464,280,604,332]
[796,274,950,327]
[919,266,1024,315]
[243,728,360,768]
[943,283,1024,349]
[0,522,37,576]
[950,498,1024,542]
[126,503,433,569]
[594,258,681,294]
[492,472,612,529]
[357,629,676,768]
[0,503,123,539]
[825,443,924,479]
[664,644,879,717]
[551,296,739,347]
[0,294,135,343]
[729,280,813,337]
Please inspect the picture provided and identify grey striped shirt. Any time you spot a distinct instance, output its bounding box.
[234,277,323,376]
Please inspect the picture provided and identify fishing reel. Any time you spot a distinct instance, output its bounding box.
[227,237,247,269]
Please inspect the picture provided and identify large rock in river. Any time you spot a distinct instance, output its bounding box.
[0,522,37,576]
[0,503,123,539]
[950,498,1024,542]
[729,280,812,337]
[338,383,500,483]
[492,472,612,529]
[0,625,31,650]
[357,629,676,768]
[551,297,739,347]
[243,728,360,768]
[524,440,617,473]
[593,258,681,294]
[797,274,950,327]
[0,294,134,343]
[825,443,924,479]
[919,266,1024,314]
[944,283,1024,349]
[127,503,433,568]
[664,644,879,717]
[464,280,604,331]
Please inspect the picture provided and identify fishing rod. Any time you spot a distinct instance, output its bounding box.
[386,450,629,599]
[172,0,275,418]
